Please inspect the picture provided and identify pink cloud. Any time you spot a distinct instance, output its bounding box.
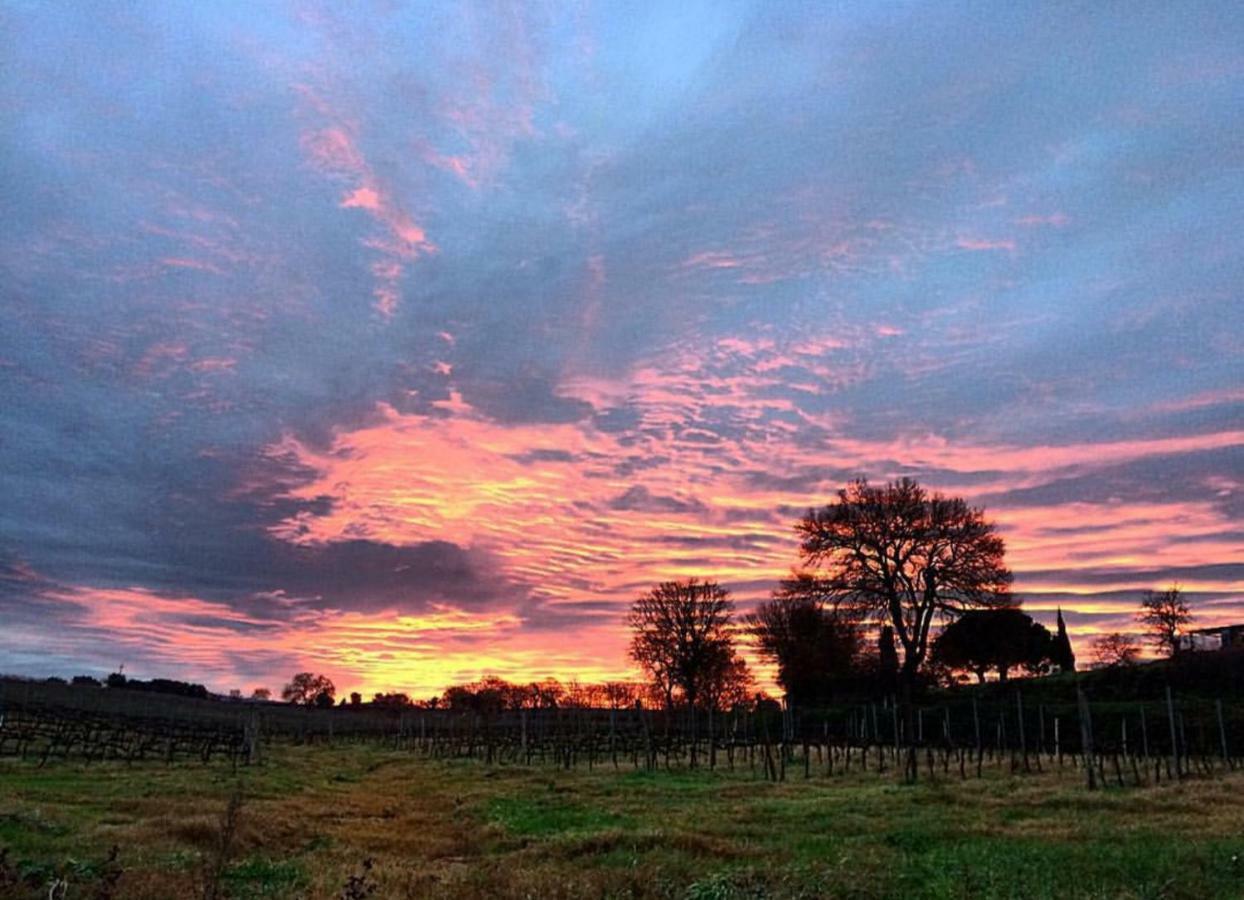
[340,186,382,212]
[159,257,224,274]
[682,250,743,270]
[1144,387,1244,414]
[294,86,434,317]
[956,236,1017,252]
[189,357,237,374]
[300,126,364,174]
[418,143,479,189]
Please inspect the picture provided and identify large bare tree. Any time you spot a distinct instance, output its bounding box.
[797,478,1012,683]
[797,478,1010,778]
[628,579,736,712]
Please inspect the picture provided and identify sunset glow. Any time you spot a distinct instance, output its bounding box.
[2,3,1241,698]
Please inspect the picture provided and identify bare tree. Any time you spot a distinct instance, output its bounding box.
[797,478,1011,685]
[701,648,755,712]
[627,579,735,712]
[1136,585,1192,657]
[1090,632,1141,668]
[602,681,639,709]
[796,478,1010,781]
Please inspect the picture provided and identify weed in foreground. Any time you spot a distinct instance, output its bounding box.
[339,857,378,900]
[200,783,243,900]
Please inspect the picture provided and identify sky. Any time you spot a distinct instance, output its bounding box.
[2,1,1242,697]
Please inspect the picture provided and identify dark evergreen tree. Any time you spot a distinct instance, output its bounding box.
[1052,607,1076,673]
[930,608,1055,683]
[743,575,860,706]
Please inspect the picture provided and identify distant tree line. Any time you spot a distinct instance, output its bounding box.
[44,672,212,700]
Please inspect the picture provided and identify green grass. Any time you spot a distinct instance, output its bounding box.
[221,856,310,898]
[488,794,634,836]
[0,744,1242,898]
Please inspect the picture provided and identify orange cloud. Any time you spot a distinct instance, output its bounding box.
[21,584,632,698]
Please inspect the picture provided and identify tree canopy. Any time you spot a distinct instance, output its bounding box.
[281,672,336,706]
[796,478,1012,686]
[744,573,861,705]
[628,579,745,710]
[1091,633,1142,668]
[931,607,1054,683]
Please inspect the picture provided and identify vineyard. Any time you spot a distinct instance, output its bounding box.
[2,678,1244,898]
[3,679,1241,791]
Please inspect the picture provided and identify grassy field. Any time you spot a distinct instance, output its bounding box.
[1,744,1242,899]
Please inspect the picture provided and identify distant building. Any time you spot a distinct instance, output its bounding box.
[1176,625,1244,653]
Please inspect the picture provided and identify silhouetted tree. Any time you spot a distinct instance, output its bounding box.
[282,672,335,706]
[442,685,479,710]
[1051,607,1076,673]
[1091,632,1142,668]
[753,693,783,716]
[628,579,735,711]
[701,648,755,711]
[602,682,639,709]
[797,478,1011,781]
[930,607,1053,683]
[526,679,566,709]
[251,687,271,701]
[349,692,362,707]
[1137,585,1192,657]
[744,574,860,706]
[797,479,1011,684]
[480,675,522,711]
[371,692,412,709]
[144,678,209,699]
